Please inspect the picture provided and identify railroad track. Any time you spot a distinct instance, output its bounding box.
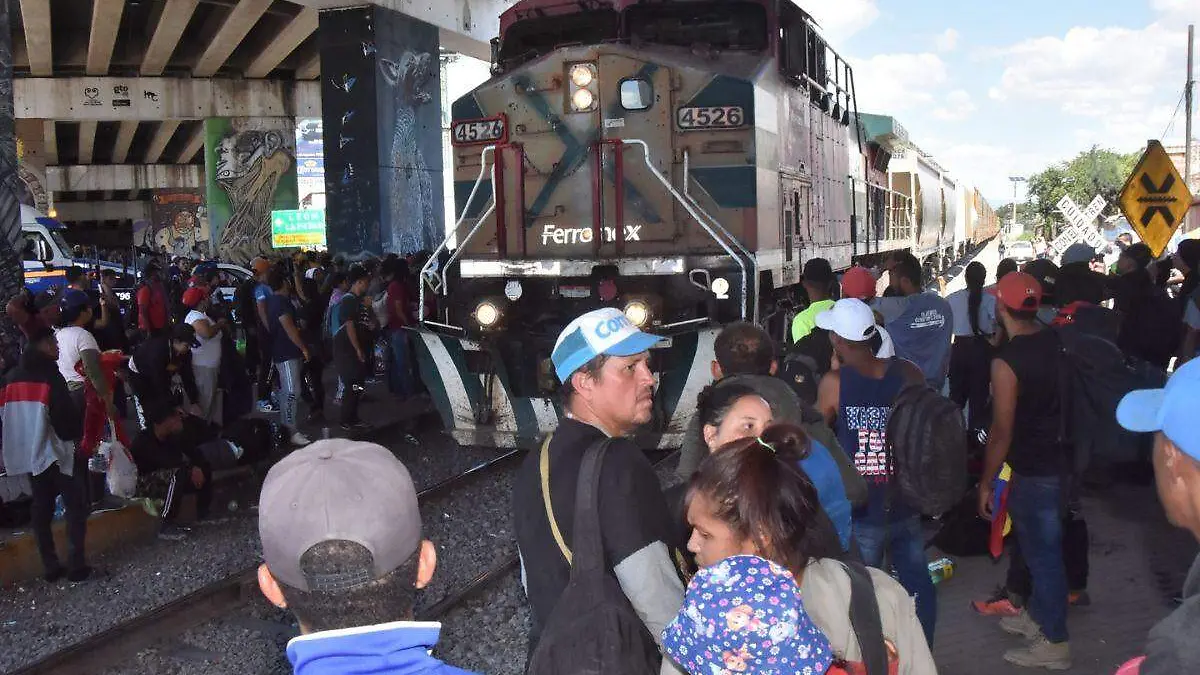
[9,447,525,675]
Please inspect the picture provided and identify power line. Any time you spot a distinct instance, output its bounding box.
[1163,88,1187,140]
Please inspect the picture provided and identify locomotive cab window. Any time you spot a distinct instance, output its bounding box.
[625,2,767,51]
[620,79,653,110]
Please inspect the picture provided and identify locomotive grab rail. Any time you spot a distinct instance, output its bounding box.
[419,144,498,330]
[621,139,751,321]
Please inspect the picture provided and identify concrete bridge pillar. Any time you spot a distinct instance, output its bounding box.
[318,6,444,258]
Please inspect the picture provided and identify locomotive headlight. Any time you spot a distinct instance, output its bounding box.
[475,301,501,328]
[571,88,595,112]
[570,64,595,88]
[711,277,731,300]
[624,300,651,328]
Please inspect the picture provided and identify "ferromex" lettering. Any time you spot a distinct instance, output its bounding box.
[540,224,642,245]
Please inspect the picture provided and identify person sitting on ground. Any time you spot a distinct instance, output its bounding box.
[663,554,834,675]
[676,322,864,515]
[256,440,478,675]
[129,323,201,421]
[681,424,936,674]
[791,258,837,344]
[1115,359,1200,675]
[0,328,88,582]
[129,404,213,531]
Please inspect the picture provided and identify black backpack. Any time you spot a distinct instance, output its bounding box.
[781,328,833,406]
[886,384,967,516]
[527,440,661,675]
[1057,325,1167,467]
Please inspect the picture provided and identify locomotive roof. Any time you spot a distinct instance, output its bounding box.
[499,0,817,37]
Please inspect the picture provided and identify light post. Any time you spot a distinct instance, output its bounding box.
[1009,176,1026,237]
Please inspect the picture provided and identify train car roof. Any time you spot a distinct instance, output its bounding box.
[500,0,814,37]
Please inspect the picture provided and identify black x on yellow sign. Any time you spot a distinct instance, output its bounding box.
[1118,140,1194,257]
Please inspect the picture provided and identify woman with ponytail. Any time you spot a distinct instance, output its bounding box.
[946,261,996,439]
[678,423,936,674]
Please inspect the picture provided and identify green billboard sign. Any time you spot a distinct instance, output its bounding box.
[271,208,327,248]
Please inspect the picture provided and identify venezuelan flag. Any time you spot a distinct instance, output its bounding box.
[989,463,1013,559]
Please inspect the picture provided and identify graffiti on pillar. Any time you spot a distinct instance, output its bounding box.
[139,189,209,257]
[204,118,299,264]
[380,50,441,255]
[16,164,47,213]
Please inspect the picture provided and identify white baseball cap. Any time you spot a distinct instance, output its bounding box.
[551,308,664,383]
[815,298,879,343]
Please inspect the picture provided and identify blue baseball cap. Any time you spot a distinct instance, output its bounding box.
[551,308,664,383]
[1117,359,1200,460]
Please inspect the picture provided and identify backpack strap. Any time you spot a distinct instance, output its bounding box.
[569,439,614,578]
[538,433,573,564]
[841,560,888,675]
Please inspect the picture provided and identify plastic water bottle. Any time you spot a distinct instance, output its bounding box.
[52,495,66,521]
[928,557,956,584]
[87,450,109,474]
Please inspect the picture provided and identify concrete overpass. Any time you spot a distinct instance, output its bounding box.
[11,0,512,244]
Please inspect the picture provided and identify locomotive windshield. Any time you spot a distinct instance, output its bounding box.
[496,9,619,70]
[625,2,767,51]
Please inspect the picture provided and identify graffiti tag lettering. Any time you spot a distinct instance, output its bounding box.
[143,91,159,101]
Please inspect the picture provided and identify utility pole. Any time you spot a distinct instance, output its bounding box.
[1186,23,1194,232]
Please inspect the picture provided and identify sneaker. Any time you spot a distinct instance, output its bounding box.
[1004,634,1071,670]
[972,586,1021,617]
[289,432,313,447]
[1000,611,1041,639]
[1068,590,1091,607]
[257,399,279,413]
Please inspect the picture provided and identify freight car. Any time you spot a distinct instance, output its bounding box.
[416,0,989,448]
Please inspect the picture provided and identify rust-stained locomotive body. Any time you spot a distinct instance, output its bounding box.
[415,0,927,448]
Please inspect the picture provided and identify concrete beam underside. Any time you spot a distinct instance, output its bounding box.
[193,0,273,77]
[86,0,125,75]
[246,7,319,78]
[47,165,204,192]
[142,0,201,76]
[55,200,150,222]
[16,78,320,121]
[294,0,515,61]
[19,0,52,76]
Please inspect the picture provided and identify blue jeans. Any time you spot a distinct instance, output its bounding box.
[1008,473,1068,643]
[387,330,412,398]
[854,515,937,646]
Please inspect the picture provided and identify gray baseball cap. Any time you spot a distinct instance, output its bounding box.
[258,440,421,592]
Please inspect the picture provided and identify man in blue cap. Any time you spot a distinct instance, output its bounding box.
[511,308,684,671]
[1117,359,1200,674]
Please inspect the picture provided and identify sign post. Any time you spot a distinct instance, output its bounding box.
[1118,140,1194,257]
[1048,195,1107,258]
[271,208,327,249]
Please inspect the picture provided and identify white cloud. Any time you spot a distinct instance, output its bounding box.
[932,89,976,121]
[936,28,959,53]
[853,52,947,113]
[803,0,880,43]
[988,22,1188,147]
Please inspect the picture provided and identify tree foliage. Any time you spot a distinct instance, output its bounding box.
[1023,146,1139,238]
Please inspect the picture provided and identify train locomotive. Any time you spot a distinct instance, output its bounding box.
[414,0,997,449]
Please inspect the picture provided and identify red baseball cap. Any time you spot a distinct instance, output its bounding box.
[182,287,209,308]
[841,266,877,300]
[996,271,1042,311]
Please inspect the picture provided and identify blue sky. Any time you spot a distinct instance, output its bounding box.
[806,0,1197,204]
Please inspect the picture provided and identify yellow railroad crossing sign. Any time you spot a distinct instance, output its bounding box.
[1118,140,1194,258]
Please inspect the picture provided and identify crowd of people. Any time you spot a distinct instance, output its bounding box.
[0,249,429,574]
[2,234,1199,675]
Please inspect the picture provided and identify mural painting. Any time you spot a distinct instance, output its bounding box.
[376,10,443,255]
[204,117,299,263]
[137,189,209,257]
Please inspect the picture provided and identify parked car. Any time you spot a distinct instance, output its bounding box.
[1007,240,1036,263]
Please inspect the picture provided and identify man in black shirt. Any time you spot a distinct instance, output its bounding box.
[129,404,213,525]
[332,267,373,430]
[978,271,1071,670]
[512,308,684,671]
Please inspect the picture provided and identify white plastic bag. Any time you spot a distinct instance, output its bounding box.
[104,439,138,499]
[372,290,391,329]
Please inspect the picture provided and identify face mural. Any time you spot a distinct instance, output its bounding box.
[211,124,297,263]
[380,50,438,255]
